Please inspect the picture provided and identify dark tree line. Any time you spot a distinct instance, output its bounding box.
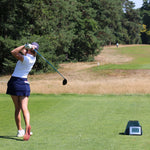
[141,0,150,44]
[0,0,143,75]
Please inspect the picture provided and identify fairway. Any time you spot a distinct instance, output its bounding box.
[94,45,150,70]
[1,94,150,150]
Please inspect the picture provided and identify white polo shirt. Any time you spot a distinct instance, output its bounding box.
[12,54,36,78]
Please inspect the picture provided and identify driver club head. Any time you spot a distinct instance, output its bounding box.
[63,78,67,85]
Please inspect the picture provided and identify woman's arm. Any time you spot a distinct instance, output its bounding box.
[11,45,26,62]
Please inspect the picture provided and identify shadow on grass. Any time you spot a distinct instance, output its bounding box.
[0,136,24,141]
[119,132,125,135]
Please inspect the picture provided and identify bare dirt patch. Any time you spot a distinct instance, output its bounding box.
[1,45,150,94]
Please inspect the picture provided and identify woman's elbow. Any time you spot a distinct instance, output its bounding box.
[11,50,15,55]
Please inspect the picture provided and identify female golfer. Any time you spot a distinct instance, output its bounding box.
[6,42,39,141]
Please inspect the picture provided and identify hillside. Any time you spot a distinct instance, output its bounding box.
[1,45,150,94]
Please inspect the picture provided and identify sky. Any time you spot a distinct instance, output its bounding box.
[131,0,143,9]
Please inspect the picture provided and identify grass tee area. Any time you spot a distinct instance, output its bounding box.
[1,94,150,150]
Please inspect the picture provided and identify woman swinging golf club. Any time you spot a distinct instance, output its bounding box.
[6,42,39,141]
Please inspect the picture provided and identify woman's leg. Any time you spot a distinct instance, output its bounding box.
[19,96,30,128]
[19,96,31,140]
[11,95,22,130]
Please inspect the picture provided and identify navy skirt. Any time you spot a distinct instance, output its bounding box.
[6,76,30,96]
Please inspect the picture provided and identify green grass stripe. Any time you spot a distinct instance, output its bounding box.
[1,94,150,150]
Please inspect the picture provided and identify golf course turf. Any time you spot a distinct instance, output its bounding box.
[1,45,150,149]
[1,94,150,150]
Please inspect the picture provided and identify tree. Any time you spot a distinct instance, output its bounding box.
[122,0,142,44]
[93,0,124,45]
[0,0,143,75]
[140,0,150,43]
[67,0,102,61]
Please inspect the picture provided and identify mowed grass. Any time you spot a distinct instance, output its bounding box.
[93,45,150,70]
[1,94,150,150]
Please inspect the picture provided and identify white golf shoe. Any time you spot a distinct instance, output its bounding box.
[16,129,33,137]
[17,129,25,137]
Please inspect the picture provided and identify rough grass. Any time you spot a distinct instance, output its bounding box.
[1,94,150,150]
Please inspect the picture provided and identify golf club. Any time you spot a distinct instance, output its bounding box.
[34,49,67,85]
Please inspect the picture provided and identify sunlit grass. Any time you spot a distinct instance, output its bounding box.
[93,45,150,70]
[1,94,150,150]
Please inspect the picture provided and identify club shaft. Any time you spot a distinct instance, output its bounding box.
[34,49,65,79]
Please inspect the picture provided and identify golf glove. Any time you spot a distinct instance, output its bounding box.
[25,43,32,49]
